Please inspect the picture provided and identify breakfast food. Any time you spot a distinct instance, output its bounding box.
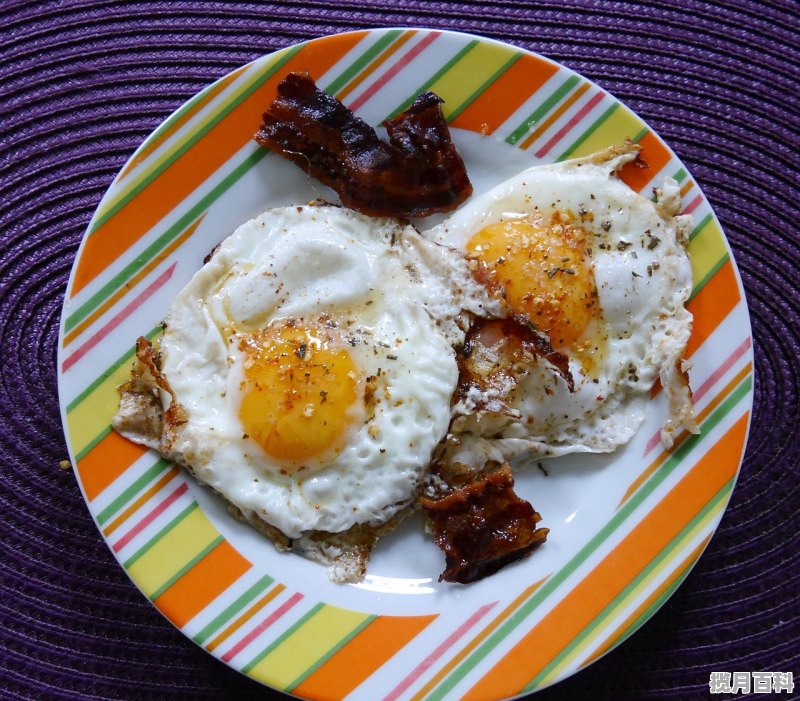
[113,73,696,584]
[113,204,495,582]
[421,462,549,584]
[423,142,698,476]
[255,72,472,218]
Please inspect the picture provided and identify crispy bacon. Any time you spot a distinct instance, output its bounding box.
[420,463,548,583]
[456,317,574,405]
[254,72,472,218]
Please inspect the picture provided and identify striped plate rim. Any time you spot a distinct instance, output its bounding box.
[57,28,753,700]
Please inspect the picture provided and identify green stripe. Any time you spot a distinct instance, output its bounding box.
[150,535,225,601]
[66,148,268,333]
[323,30,402,95]
[287,615,376,691]
[96,457,172,525]
[123,501,198,569]
[689,253,730,303]
[241,602,326,675]
[632,126,648,143]
[193,574,275,646]
[607,558,692,650]
[75,425,112,463]
[506,75,580,145]
[446,51,523,123]
[556,103,618,161]
[673,167,688,183]
[87,46,299,236]
[66,325,162,412]
[524,477,734,692]
[130,76,227,166]
[385,40,480,118]
[426,375,751,701]
[689,212,714,242]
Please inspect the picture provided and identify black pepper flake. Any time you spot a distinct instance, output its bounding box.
[295,342,307,359]
[647,234,661,250]
[548,266,575,279]
[601,220,612,232]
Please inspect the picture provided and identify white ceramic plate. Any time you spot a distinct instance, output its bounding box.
[59,28,753,700]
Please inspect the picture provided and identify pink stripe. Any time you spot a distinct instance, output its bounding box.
[62,262,177,371]
[221,592,304,663]
[381,602,496,701]
[534,91,605,158]
[348,31,440,113]
[643,336,752,456]
[682,194,703,215]
[112,481,189,553]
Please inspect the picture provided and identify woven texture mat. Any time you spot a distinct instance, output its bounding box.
[1,2,797,699]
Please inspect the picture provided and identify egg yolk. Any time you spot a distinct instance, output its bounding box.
[466,213,598,349]
[238,320,360,468]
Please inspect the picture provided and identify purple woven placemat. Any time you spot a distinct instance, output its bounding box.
[1,1,798,699]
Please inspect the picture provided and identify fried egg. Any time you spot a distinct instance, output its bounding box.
[423,143,698,465]
[154,204,483,540]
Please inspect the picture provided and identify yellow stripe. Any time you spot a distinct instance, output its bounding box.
[425,42,518,120]
[127,507,219,598]
[247,606,370,689]
[536,497,725,686]
[566,105,645,159]
[687,216,727,287]
[67,362,135,455]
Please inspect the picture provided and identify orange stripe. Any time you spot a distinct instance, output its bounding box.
[451,53,559,135]
[102,466,180,537]
[119,67,248,180]
[680,178,695,197]
[409,576,549,701]
[686,258,739,358]
[518,82,590,149]
[78,430,147,501]
[64,215,205,346]
[464,412,749,701]
[580,533,712,667]
[618,129,672,192]
[292,614,437,700]
[71,32,366,296]
[619,362,752,506]
[153,540,251,629]
[335,30,417,101]
[206,583,286,653]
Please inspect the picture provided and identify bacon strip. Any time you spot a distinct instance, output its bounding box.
[420,464,549,583]
[254,72,472,218]
[456,316,574,407]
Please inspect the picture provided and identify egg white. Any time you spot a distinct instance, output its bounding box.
[158,205,477,539]
[423,144,697,464]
